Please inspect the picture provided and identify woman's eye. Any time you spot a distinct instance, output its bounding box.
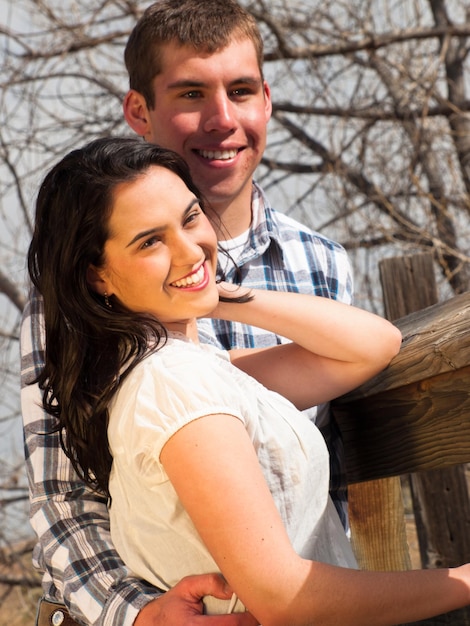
[185,209,202,225]
[141,236,160,249]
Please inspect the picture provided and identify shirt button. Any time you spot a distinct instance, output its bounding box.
[51,610,65,626]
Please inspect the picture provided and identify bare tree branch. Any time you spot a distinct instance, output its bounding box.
[262,24,470,61]
[0,271,26,313]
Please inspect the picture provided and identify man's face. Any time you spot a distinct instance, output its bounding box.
[128,38,272,213]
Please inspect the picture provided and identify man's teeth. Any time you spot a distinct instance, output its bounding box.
[172,265,205,288]
[199,149,238,160]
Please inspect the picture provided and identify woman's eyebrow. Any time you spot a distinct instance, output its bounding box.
[125,197,200,248]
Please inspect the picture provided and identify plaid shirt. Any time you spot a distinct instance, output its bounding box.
[20,182,353,626]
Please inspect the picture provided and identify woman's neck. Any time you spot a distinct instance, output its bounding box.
[164,319,200,343]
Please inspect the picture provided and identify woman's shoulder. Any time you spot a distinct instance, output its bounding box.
[122,337,238,405]
[109,337,249,451]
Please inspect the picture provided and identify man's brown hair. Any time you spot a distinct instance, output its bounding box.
[124,0,264,108]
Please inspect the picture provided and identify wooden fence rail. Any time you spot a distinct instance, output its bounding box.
[333,284,470,482]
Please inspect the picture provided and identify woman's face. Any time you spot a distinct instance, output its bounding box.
[92,165,219,336]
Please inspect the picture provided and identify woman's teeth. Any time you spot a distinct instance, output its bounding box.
[172,265,205,288]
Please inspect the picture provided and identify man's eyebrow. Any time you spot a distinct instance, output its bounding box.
[167,79,206,90]
[125,198,200,248]
[166,76,262,90]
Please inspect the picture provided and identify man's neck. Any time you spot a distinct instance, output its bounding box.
[209,186,253,241]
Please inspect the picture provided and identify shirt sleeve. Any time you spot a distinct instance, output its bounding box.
[20,289,161,626]
[108,342,246,478]
[328,241,354,306]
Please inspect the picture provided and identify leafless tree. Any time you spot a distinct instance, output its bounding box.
[0,0,469,616]
[250,0,470,308]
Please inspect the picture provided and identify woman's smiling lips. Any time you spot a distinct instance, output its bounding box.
[170,262,209,290]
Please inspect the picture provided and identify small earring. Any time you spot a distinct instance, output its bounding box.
[104,292,112,309]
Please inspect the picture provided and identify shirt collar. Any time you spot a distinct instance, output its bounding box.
[244,181,284,260]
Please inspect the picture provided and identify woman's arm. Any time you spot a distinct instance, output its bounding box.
[161,412,470,626]
[211,285,402,409]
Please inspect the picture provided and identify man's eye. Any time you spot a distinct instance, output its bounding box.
[232,88,251,97]
[183,90,201,99]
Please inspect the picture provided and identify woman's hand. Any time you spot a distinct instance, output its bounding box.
[206,282,252,318]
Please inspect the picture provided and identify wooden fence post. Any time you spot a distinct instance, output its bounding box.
[348,477,410,570]
[347,253,417,571]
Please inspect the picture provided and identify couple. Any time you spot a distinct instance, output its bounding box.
[21,2,470,626]
[22,2,355,625]
[28,134,470,625]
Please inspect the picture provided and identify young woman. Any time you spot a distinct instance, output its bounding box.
[28,137,470,626]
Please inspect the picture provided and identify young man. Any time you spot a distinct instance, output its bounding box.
[21,2,352,625]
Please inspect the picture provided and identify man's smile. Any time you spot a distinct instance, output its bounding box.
[196,148,240,161]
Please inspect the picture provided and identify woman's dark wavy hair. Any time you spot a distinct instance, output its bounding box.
[28,136,239,497]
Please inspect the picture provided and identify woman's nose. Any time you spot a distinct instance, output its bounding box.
[173,232,202,264]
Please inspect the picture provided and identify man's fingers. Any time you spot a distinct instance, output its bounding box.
[180,573,233,600]
[177,574,259,625]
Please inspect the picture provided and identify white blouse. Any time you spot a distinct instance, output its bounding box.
[108,334,357,615]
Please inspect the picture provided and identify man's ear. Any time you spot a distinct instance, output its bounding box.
[86,265,110,296]
[123,90,152,138]
[263,80,273,122]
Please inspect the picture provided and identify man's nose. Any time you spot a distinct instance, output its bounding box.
[203,92,236,133]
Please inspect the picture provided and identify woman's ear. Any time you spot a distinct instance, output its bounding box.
[123,90,152,138]
[86,265,110,296]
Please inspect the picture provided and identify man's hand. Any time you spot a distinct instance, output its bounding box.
[134,573,258,626]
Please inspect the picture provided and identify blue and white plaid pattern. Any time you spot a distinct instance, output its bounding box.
[21,181,353,626]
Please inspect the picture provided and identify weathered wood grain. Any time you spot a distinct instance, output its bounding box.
[333,365,470,482]
[333,289,470,482]
[342,290,470,399]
